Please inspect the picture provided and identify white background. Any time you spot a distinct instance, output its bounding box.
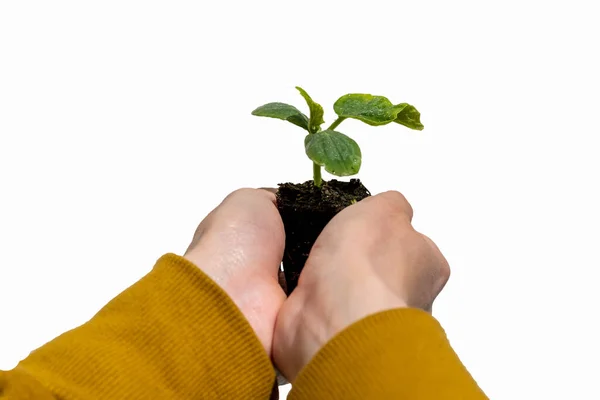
[1,1,599,399]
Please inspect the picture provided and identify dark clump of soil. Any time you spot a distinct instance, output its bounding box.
[276,179,371,294]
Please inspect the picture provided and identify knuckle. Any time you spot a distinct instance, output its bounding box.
[377,190,414,219]
[223,188,266,205]
[227,188,256,199]
[226,187,276,203]
[420,233,451,286]
[438,259,451,285]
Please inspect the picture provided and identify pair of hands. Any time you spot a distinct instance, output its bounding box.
[183,188,450,382]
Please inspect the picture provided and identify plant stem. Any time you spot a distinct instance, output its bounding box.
[313,162,322,187]
[327,117,346,131]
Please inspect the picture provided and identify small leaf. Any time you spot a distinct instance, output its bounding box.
[333,94,406,126]
[296,87,325,133]
[304,130,362,177]
[251,102,309,131]
[394,103,424,130]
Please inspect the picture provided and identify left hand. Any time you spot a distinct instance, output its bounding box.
[183,188,286,357]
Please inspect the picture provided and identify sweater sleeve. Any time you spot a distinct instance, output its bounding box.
[0,254,276,399]
[290,308,488,399]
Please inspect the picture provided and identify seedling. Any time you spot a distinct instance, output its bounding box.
[252,87,423,187]
[251,87,424,297]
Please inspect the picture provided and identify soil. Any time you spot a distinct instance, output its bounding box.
[276,179,371,294]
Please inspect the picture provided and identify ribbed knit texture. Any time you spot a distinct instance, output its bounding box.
[1,254,487,399]
[1,254,276,399]
[290,308,488,399]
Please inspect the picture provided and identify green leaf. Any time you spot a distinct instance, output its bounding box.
[251,102,309,131]
[394,103,424,130]
[304,130,362,177]
[333,94,407,126]
[296,87,325,133]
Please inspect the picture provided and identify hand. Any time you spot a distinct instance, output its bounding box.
[184,188,286,356]
[272,191,451,381]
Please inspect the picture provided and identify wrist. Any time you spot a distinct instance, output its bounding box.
[184,247,285,357]
[275,278,409,381]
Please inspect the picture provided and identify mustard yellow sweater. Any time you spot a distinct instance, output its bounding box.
[0,254,487,399]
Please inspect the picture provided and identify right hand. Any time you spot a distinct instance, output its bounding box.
[273,191,451,382]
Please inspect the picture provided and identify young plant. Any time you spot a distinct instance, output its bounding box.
[251,87,424,187]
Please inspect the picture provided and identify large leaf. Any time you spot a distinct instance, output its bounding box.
[394,103,424,130]
[304,130,361,176]
[296,86,325,133]
[251,102,309,131]
[333,94,407,126]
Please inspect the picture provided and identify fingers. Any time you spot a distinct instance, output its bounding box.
[220,187,277,207]
[420,233,451,293]
[258,187,278,205]
[224,187,276,202]
[216,188,279,214]
[224,188,412,220]
[348,190,414,223]
[186,187,283,255]
[375,190,414,221]
[258,187,278,194]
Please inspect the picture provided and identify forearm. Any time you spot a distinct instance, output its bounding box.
[290,308,487,399]
[1,254,275,399]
